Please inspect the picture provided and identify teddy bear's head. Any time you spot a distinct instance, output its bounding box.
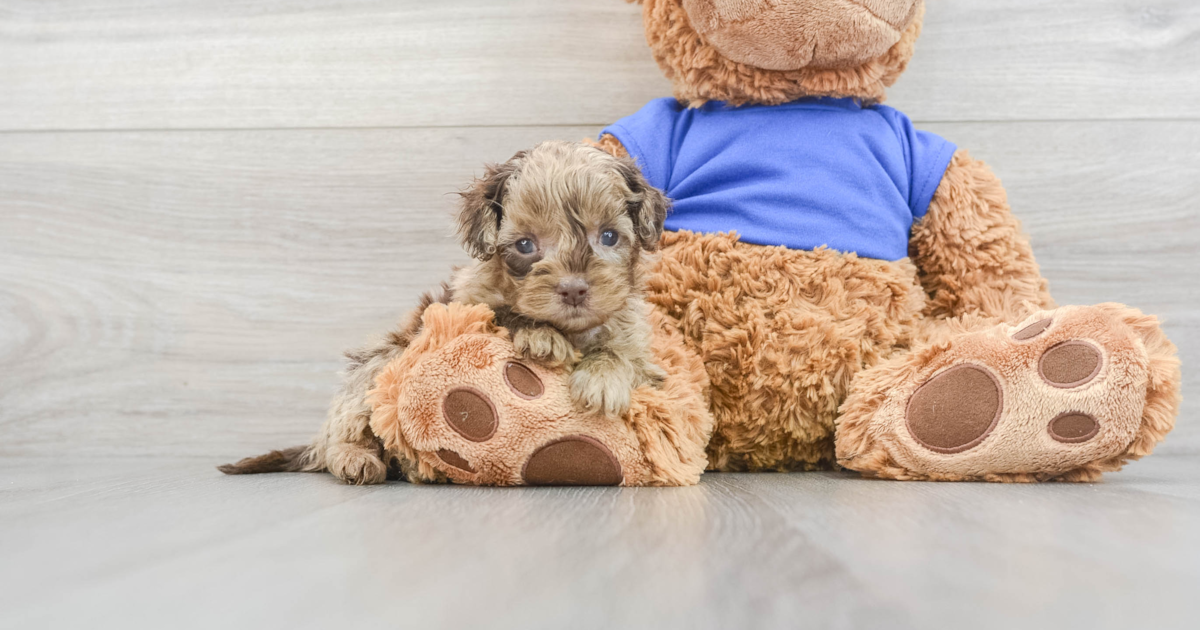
[636,0,924,106]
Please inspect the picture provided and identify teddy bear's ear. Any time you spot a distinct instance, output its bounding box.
[615,156,670,251]
[455,152,524,260]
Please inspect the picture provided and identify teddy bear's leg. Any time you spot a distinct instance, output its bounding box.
[836,304,1180,482]
[644,229,930,472]
[368,303,713,486]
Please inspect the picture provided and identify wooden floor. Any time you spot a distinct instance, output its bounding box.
[2,456,1199,629]
[2,1,1199,627]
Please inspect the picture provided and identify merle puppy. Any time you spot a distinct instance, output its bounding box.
[221,141,670,484]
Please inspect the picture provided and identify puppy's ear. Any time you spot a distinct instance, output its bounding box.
[616,157,670,251]
[456,152,524,259]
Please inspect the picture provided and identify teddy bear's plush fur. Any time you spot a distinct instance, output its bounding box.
[223,0,1180,486]
[568,0,1179,482]
[369,301,714,486]
[640,0,924,106]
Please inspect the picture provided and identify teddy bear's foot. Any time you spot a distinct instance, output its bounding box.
[421,360,629,486]
[368,303,712,486]
[837,304,1180,482]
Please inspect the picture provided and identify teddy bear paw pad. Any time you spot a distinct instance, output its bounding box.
[905,364,1002,454]
[521,436,623,486]
[503,361,544,398]
[1011,317,1052,341]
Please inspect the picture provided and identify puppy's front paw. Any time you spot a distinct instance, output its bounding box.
[570,363,634,418]
[513,326,578,367]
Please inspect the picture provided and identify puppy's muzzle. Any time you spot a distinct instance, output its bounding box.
[556,277,589,307]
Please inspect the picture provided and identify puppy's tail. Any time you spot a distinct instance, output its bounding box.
[218,445,320,475]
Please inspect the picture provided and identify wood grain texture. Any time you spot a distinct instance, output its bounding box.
[1,122,1197,459]
[1,456,1197,629]
[0,125,589,458]
[1,0,1198,131]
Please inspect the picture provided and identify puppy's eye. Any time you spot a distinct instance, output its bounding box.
[599,229,619,247]
[514,238,536,254]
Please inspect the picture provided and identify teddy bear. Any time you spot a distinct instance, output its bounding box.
[303,0,1184,486]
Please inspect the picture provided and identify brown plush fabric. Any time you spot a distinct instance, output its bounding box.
[836,304,1181,482]
[639,0,924,106]
[583,133,630,159]
[646,230,925,471]
[910,149,1055,321]
[681,0,919,72]
[368,302,714,486]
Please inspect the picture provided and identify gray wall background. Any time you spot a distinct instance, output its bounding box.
[1,0,1197,461]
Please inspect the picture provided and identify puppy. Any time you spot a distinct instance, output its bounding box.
[452,140,670,414]
[219,141,670,484]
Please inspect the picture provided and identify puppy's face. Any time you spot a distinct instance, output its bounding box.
[456,141,669,333]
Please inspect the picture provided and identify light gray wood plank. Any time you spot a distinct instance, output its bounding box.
[0,121,1197,462]
[1,0,1198,131]
[0,125,596,459]
[0,0,669,131]
[889,0,1200,122]
[1,456,1197,629]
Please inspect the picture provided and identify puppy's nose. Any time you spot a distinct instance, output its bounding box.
[556,277,589,307]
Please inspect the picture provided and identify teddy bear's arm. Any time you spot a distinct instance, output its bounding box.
[909,149,1055,321]
[583,133,629,158]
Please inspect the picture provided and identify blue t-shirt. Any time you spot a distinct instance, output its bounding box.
[601,97,957,261]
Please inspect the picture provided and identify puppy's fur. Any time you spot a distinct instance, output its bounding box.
[219,141,670,484]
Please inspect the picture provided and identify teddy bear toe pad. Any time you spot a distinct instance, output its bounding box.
[442,388,498,442]
[1011,317,1052,341]
[504,361,544,398]
[436,448,476,473]
[1047,412,1100,444]
[1039,340,1103,388]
